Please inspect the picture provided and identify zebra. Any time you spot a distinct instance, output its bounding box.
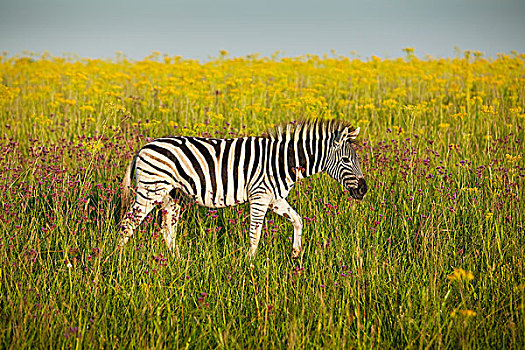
[119,119,368,259]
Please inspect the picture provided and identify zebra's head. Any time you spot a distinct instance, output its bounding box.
[325,126,368,200]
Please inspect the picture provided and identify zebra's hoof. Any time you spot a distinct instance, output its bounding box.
[118,236,129,247]
[291,248,300,259]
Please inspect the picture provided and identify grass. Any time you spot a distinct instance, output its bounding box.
[0,51,524,348]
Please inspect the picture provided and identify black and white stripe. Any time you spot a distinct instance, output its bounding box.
[119,119,367,259]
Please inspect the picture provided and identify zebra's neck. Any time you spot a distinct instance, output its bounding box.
[289,134,329,178]
[267,132,330,189]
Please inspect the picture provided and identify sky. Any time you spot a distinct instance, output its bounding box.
[1,0,524,60]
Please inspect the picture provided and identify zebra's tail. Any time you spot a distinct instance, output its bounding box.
[120,155,137,220]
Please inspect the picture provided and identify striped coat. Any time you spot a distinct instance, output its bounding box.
[119,120,367,259]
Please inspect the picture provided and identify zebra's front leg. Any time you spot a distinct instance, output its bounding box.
[247,197,271,260]
[161,196,181,257]
[270,198,303,258]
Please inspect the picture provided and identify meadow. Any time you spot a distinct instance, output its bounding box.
[0,50,523,348]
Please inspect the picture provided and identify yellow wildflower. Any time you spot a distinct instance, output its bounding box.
[447,268,474,282]
[505,154,522,162]
[451,309,477,317]
[458,309,477,317]
[79,105,95,113]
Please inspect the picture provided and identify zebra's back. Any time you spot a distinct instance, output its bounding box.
[134,136,268,208]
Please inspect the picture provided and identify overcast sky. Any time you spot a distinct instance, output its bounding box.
[1,0,524,60]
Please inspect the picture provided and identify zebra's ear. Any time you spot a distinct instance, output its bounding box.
[348,127,360,140]
[334,127,360,147]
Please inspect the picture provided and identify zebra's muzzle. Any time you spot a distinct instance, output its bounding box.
[349,178,367,200]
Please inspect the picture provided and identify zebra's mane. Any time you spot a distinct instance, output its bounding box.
[266,119,357,142]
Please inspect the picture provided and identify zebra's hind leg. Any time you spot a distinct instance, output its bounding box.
[161,195,181,257]
[119,186,167,247]
[119,203,151,247]
[270,198,303,259]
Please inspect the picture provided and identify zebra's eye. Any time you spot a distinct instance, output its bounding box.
[341,156,351,163]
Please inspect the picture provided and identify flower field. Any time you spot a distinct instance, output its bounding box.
[0,51,524,348]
